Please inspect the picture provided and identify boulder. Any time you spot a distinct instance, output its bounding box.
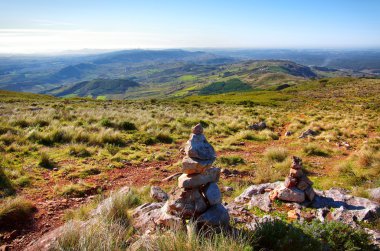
[248,193,272,212]
[133,202,183,231]
[150,186,169,202]
[178,168,220,189]
[197,204,230,227]
[299,129,318,138]
[204,182,222,205]
[234,182,282,204]
[312,188,380,222]
[166,188,208,218]
[184,134,216,161]
[248,121,266,131]
[276,187,305,203]
[305,186,316,201]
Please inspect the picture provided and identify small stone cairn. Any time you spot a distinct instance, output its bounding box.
[164,124,230,228]
[271,156,315,203]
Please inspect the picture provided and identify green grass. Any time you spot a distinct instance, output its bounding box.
[0,197,35,229]
[199,78,252,95]
[264,147,289,163]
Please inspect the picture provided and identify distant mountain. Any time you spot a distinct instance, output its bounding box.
[207,49,380,72]
[48,63,98,82]
[92,49,221,64]
[45,78,140,97]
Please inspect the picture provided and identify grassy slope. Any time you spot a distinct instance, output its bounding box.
[1,77,379,249]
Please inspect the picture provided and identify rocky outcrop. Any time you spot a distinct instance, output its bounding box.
[299,129,318,138]
[236,182,380,226]
[248,121,266,131]
[150,186,169,202]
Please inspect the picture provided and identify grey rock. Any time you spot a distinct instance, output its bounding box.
[204,183,222,206]
[248,121,266,131]
[178,168,220,188]
[305,186,316,201]
[248,193,272,212]
[299,129,318,138]
[285,131,293,136]
[197,204,230,226]
[150,186,169,202]
[234,181,282,204]
[166,187,208,218]
[312,188,380,222]
[184,134,216,161]
[181,156,214,174]
[277,186,305,203]
[368,187,380,201]
[133,202,183,231]
[316,207,330,222]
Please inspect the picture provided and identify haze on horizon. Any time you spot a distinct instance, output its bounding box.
[0,0,379,54]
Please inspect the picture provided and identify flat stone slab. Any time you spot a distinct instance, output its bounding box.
[178,167,220,189]
[181,156,214,174]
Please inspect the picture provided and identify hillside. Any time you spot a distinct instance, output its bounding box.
[1,49,377,96]
[0,77,379,250]
[44,78,140,98]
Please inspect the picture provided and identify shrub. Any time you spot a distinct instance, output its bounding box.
[299,220,375,251]
[219,156,245,166]
[117,121,137,131]
[155,133,174,144]
[303,144,330,157]
[79,167,101,178]
[89,129,126,146]
[252,219,321,250]
[68,145,91,157]
[264,147,288,163]
[100,118,113,128]
[38,152,55,169]
[0,197,36,229]
[0,165,15,197]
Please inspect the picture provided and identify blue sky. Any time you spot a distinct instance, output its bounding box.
[0,0,379,53]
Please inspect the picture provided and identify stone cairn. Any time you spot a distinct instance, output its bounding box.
[271,156,315,203]
[164,123,230,228]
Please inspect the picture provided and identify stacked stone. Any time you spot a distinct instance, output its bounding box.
[165,124,230,227]
[274,156,315,203]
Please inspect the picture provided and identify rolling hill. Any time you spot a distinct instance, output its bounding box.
[44,78,140,98]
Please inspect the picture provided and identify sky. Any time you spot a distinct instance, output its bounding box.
[0,0,379,53]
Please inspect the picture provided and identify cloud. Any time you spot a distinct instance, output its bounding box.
[0,29,171,53]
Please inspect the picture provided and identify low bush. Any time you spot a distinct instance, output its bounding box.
[264,147,289,163]
[68,145,91,158]
[219,156,245,166]
[0,165,15,197]
[155,133,174,144]
[38,152,55,169]
[117,121,137,131]
[303,144,330,157]
[0,197,36,229]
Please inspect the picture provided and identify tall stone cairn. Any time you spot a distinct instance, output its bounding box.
[164,123,230,227]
